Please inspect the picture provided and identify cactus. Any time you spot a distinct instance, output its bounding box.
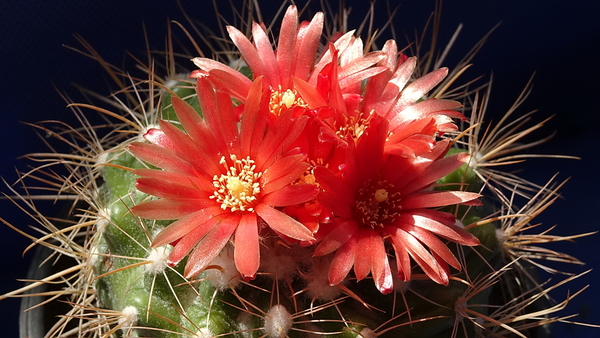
[2,2,596,337]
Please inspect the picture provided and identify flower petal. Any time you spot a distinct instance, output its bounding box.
[401,210,480,246]
[313,166,355,205]
[131,198,208,220]
[227,25,266,79]
[401,190,481,209]
[328,232,358,286]
[293,12,324,80]
[276,5,299,89]
[368,229,393,294]
[184,214,241,278]
[353,230,371,281]
[262,183,319,207]
[167,216,220,267]
[255,203,314,241]
[129,142,196,176]
[151,206,227,248]
[313,219,359,256]
[192,57,252,99]
[234,213,260,280]
[262,154,309,194]
[402,223,461,270]
[252,21,280,87]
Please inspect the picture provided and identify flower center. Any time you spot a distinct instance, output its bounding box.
[269,87,308,116]
[211,155,262,212]
[355,180,401,228]
[336,112,371,141]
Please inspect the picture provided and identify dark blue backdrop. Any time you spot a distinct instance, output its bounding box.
[1,0,599,336]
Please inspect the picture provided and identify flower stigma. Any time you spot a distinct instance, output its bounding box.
[211,155,262,212]
[355,180,401,228]
[269,86,308,116]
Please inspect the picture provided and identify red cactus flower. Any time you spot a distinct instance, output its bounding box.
[191,5,385,116]
[129,77,318,280]
[312,115,481,294]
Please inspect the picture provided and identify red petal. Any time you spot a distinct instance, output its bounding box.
[252,22,280,87]
[402,223,461,270]
[261,183,319,207]
[396,67,448,109]
[255,204,314,241]
[184,214,240,278]
[400,151,469,195]
[368,230,393,294]
[262,154,309,194]
[192,57,252,99]
[293,77,328,108]
[240,77,267,158]
[143,128,173,148]
[151,206,227,248]
[339,66,387,90]
[313,219,359,256]
[234,213,260,280]
[313,166,355,205]
[353,230,371,281]
[157,120,221,175]
[387,226,448,285]
[135,177,208,200]
[401,210,480,246]
[401,190,481,209]
[133,168,214,192]
[129,142,196,176]
[166,216,221,267]
[387,232,412,281]
[227,25,266,79]
[276,5,298,89]
[328,233,358,286]
[132,198,208,220]
[317,191,354,219]
[293,12,323,80]
[256,111,308,167]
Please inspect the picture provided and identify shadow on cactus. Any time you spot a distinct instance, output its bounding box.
[1,1,597,337]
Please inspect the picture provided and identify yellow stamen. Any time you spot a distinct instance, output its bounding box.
[211,155,262,212]
[269,86,308,116]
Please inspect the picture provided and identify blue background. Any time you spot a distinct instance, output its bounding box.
[1,0,599,336]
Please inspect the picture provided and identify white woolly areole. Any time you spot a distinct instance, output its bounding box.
[393,278,410,294]
[305,258,341,301]
[261,244,310,280]
[88,238,102,267]
[95,151,109,167]
[118,306,138,332]
[264,304,293,338]
[96,208,111,233]
[195,328,214,338]
[236,311,254,338]
[495,228,507,243]
[359,328,377,337]
[145,246,171,274]
[205,248,241,290]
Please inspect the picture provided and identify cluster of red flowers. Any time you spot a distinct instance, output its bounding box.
[129,6,481,294]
